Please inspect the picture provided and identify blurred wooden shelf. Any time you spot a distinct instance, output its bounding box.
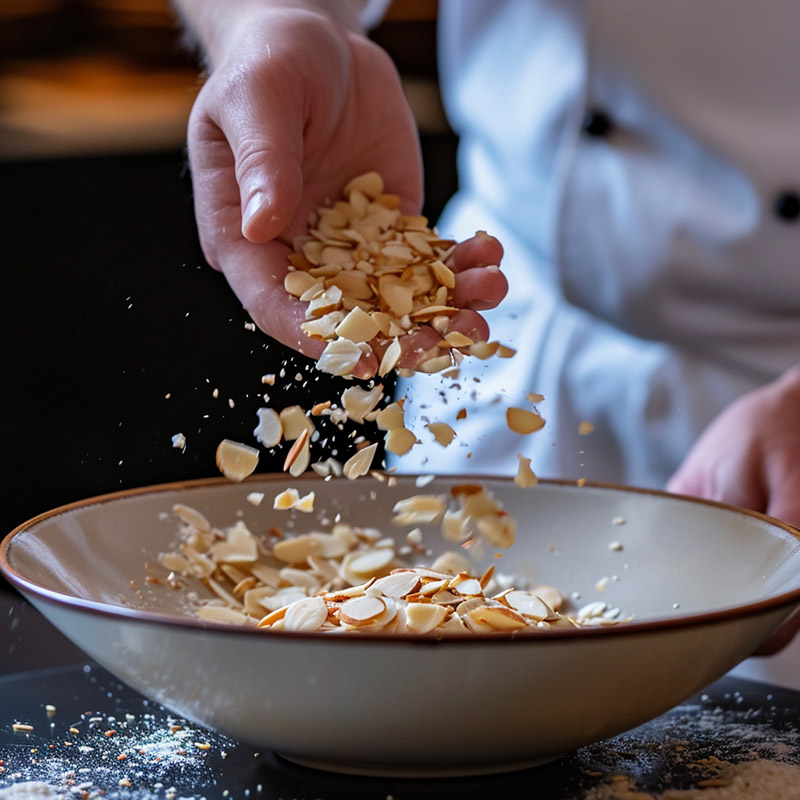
[0,55,198,159]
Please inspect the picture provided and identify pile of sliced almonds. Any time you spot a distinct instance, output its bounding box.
[154,500,629,635]
[286,171,513,378]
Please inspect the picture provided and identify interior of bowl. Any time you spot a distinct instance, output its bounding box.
[4,475,800,630]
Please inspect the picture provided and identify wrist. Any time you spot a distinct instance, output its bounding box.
[173,0,372,68]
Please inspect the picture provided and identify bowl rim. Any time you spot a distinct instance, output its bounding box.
[2,474,800,646]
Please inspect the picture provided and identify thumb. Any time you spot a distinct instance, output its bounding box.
[187,78,305,257]
[236,138,304,244]
[221,88,305,244]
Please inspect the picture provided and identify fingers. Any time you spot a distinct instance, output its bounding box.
[448,230,504,271]
[452,266,509,311]
[445,231,508,311]
[187,76,306,252]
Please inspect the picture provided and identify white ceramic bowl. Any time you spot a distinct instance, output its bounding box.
[3,475,800,776]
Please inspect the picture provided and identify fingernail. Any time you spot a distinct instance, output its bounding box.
[242,191,266,236]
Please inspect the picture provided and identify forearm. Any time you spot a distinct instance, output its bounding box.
[171,0,376,67]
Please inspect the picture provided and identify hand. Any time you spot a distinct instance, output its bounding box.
[183,5,507,377]
[667,367,800,653]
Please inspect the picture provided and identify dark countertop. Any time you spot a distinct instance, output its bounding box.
[2,591,799,800]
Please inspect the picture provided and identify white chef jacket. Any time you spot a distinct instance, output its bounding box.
[392,0,800,687]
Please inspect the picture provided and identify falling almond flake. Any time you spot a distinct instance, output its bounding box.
[378,337,402,377]
[578,420,594,435]
[253,407,283,448]
[426,422,456,447]
[343,441,379,479]
[273,488,300,510]
[384,427,417,456]
[283,428,310,472]
[294,491,316,513]
[506,407,545,435]
[514,454,538,488]
[376,400,405,431]
[342,384,384,424]
[279,405,314,441]
[215,439,259,482]
[316,338,365,376]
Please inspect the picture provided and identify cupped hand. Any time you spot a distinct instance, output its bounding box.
[186,7,506,374]
[667,367,800,652]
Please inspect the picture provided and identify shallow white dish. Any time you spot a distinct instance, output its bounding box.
[2,475,800,776]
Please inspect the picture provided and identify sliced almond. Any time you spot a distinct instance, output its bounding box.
[430,550,471,575]
[344,171,384,200]
[377,276,414,318]
[284,270,319,298]
[392,495,446,526]
[504,591,553,621]
[215,439,259,482]
[197,606,251,626]
[444,331,474,348]
[426,422,456,447]
[416,354,453,374]
[283,596,329,633]
[272,535,319,564]
[345,547,395,578]
[466,605,528,632]
[369,571,421,599]
[514,454,538,488]
[384,427,417,456]
[342,441,378,479]
[376,399,405,430]
[531,585,565,612]
[405,602,448,634]
[279,406,314,441]
[450,577,483,596]
[476,512,517,548]
[316,338,365,376]
[293,491,315,513]
[273,487,300,510]
[335,306,381,343]
[208,522,258,564]
[378,337,402,376]
[283,428,310,472]
[468,341,500,360]
[341,384,384,423]
[506,407,545,435]
[339,595,386,626]
[173,504,211,533]
[253,408,283,448]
